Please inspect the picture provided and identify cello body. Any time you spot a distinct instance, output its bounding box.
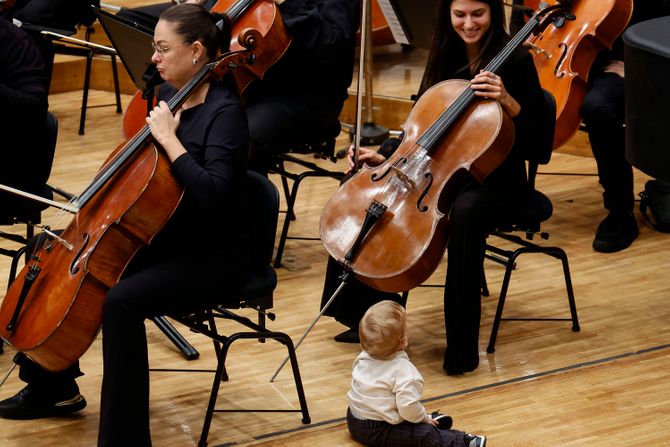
[0,142,181,371]
[525,0,633,149]
[320,80,514,293]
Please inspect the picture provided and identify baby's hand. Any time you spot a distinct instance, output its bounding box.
[426,417,439,426]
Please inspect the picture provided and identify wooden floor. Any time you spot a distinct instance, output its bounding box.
[2,5,670,446]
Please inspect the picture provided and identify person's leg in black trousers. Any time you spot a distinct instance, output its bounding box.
[98,251,247,446]
[443,184,527,375]
[581,72,638,252]
[320,256,405,343]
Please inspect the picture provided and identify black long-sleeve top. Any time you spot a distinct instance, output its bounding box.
[0,19,48,197]
[244,0,360,113]
[149,80,250,256]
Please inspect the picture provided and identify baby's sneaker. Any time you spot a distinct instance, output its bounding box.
[464,434,486,447]
[430,411,453,430]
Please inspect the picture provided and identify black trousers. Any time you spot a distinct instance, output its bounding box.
[320,256,404,330]
[347,408,469,447]
[580,72,633,213]
[97,248,247,446]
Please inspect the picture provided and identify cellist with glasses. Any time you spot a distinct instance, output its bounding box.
[0,5,251,447]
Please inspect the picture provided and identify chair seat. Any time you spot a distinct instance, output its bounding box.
[227,266,276,310]
[495,190,552,234]
[279,120,341,159]
[0,186,52,225]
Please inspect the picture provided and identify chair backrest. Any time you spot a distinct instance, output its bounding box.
[35,111,58,188]
[527,88,556,188]
[1,111,57,223]
[244,171,280,269]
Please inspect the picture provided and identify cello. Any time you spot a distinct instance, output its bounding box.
[122,0,290,140]
[524,0,633,149]
[319,2,571,294]
[0,24,288,372]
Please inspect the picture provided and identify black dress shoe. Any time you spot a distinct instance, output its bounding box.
[0,384,86,420]
[443,348,479,376]
[334,328,360,343]
[593,211,639,253]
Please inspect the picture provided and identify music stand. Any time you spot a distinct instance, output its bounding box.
[94,7,162,117]
[378,0,441,49]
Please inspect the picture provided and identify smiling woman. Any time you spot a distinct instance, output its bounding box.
[320,0,546,383]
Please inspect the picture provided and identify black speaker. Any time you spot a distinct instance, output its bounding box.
[623,15,670,182]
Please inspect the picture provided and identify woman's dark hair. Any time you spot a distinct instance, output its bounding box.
[419,0,509,96]
[160,3,231,60]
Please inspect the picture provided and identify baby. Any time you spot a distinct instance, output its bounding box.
[346,300,486,447]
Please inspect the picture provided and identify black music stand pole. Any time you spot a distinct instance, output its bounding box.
[349,0,389,146]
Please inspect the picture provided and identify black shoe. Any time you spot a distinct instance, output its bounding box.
[443,348,479,376]
[464,434,487,447]
[334,328,360,343]
[0,384,86,420]
[593,211,639,253]
[430,411,453,430]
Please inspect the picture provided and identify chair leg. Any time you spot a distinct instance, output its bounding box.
[276,332,311,424]
[198,341,231,447]
[481,266,490,297]
[79,49,94,135]
[274,171,306,268]
[197,332,310,446]
[555,247,580,332]
[486,250,518,354]
[111,54,122,114]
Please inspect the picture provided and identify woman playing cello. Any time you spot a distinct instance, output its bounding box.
[321,0,545,376]
[0,4,250,445]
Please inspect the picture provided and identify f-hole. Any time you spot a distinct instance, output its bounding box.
[554,43,568,78]
[416,173,433,212]
[70,233,90,275]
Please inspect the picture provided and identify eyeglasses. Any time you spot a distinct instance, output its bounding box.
[151,41,193,56]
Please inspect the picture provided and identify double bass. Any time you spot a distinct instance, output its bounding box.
[320,3,573,294]
[523,0,633,148]
[0,7,289,372]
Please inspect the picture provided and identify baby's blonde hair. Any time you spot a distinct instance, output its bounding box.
[359,300,407,359]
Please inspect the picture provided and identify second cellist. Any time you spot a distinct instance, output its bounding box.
[319,0,558,375]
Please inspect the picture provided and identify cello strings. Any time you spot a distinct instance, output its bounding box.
[370,7,550,213]
[417,9,543,151]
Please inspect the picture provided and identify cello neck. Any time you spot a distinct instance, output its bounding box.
[416,2,569,151]
[225,0,259,22]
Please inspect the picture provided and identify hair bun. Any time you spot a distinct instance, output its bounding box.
[211,12,229,30]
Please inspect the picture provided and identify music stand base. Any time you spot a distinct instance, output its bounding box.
[351,122,390,146]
